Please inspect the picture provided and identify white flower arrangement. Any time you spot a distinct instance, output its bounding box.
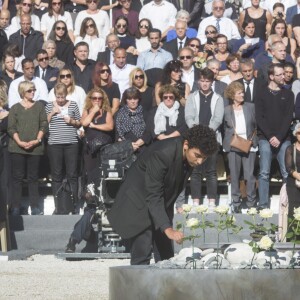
[259,208,273,219]
[247,208,258,216]
[214,205,229,215]
[186,218,199,228]
[257,235,274,251]
[182,204,192,213]
[194,205,208,214]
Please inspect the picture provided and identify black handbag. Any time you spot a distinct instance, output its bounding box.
[85,135,112,154]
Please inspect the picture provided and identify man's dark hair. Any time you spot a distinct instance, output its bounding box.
[36,49,48,58]
[199,67,214,82]
[268,63,284,77]
[149,28,161,38]
[21,58,34,68]
[183,125,218,157]
[74,41,89,51]
[284,61,295,71]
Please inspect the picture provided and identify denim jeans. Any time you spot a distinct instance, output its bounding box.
[258,139,290,207]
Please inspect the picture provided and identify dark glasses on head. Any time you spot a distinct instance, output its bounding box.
[99,69,111,74]
[60,74,71,79]
[134,74,144,80]
[189,44,200,48]
[26,89,36,93]
[56,26,66,31]
[139,24,149,29]
[91,96,103,101]
[116,24,127,29]
[179,55,192,60]
[205,30,217,34]
[163,95,175,100]
[38,57,49,62]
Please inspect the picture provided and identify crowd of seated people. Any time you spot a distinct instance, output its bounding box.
[1,0,300,217]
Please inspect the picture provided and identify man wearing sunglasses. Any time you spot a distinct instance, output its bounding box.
[34,49,59,92]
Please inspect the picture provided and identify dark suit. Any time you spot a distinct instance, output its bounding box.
[108,137,192,264]
[162,37,190,60]
[96,48,137,65]
[34,65,59,91]
[235,77,260,103]
[286,5,297,25]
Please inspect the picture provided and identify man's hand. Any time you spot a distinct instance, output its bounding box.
[269,136,280,148]
[164,228,184,244]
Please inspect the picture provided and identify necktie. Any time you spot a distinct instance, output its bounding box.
[245,80,251,102]
[216,18,221,33]
[42,69,45,80]
[179,41,183,50]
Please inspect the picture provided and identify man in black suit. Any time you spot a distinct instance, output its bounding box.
[34,49,59,92]
[97,33,137,65]
[163,20,190,60]
[235,58,261,103]
[108,125,218,265]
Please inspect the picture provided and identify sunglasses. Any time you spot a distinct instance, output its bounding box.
[189,44,200,49]
[205,30,217,34]
[38,57,49,62]
[52,2,61,5]
[134,74,144,80]
[86,24,95,29]
[26,89,36,93]
[99,69,111,74]
[179,55,192,60]
[172,69,182,73]
[56,26,66,31]
[213,6,224,10]
[87,0,97,3]
[139,24,149,29]
[22,3,32,7]
[116,24,127,29]
[91,96,103,101]
[163,95,175,100]
[60,74,71,79]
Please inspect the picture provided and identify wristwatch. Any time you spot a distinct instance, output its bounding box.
[37,138,42,144]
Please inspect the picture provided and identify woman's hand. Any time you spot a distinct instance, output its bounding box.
[91,104,100,114]
[63,115,71,124]
[18,141,30,149]
[132,142,140,151]
[0,110,9,120]
[89,122,96,129]
[52,105,60,115]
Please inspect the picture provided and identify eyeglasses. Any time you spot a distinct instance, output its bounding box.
[205,30,217,34]
[60,74,71,79]
[91,96,103,101]
[99,69,111,74]
[163,95,175,100]
[87,0,97,3]
[38,57,49,62]
[86,24,95,29]
[179,55,192,60]
[56,26,66,31]
[52,2,61,6]
[22,3,32,7]
[172,69,182,73]
[116,24,127,29]
[213,6,224,10]
[134,74,144,80]
[189,44,200,49]
[26,89,36,93]
[139,24,149,29]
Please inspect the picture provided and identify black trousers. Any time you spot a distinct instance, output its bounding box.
[10,153,40,209]
[128,226,174,265]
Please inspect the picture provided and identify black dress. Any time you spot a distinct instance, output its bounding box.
[245,8,268,41]
[140,87,155,118]
[101,82,121,107]
[55,39,75,65]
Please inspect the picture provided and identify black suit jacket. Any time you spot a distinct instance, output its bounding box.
[108,137,192,239]
[235,77,260,103]
[97,48,137,65]
[34,65,59,91]
[162,38,190,60]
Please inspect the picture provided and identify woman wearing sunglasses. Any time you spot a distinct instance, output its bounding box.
[92,62,120,116]
[48,68,86,115]
[114,15,136,50]
[75,17,105,61]
[48,20,74,65]
[155,60,190,106]
[135,18,152,54]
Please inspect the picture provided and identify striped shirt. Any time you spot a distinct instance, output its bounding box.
[46,101,80,145]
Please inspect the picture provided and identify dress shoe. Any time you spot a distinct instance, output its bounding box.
[31,207,43,215]
[20,207,29,215]
[65,238,77,253]
[11,208,20,216]
[232,206,242,214]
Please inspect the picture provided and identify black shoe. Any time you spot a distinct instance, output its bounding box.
[257,205,268,212]
[11,208,20,216]
[232,206,242,214]
[20,207,29,215]
[65,238,77,253]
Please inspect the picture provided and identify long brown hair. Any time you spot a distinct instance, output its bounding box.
[84,87,111,112]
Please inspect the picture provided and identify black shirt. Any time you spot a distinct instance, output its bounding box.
[199,91,213,126]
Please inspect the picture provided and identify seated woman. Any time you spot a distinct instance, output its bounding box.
[223,81,258,212]
[155,60,190,106]
[200,25,218,58]
[219,54,243,85]
[42,40,65,70]
[46,83,81,215]
[115,87,150,153]
[147,84,187,142]
[186,37,207,69]
[114,15,136,51]
[129,67,155,117]
[232,20,265,60]
[81,88,114,182]
[0,53,23,88]
[135,18,152,54]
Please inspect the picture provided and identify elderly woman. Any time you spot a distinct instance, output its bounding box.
[7,81,48,216]
[223,81,258,212]
[115,87,150,153]
[46,83,81,215]
[129,67,155,117]
[42,40,65,70]
[219,54,243,85]
[81,88,114,181]
[147,84,187,141]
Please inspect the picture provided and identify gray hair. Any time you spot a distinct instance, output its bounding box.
[176,9,190,20]
[293,123,300,136]
[207,59,221,68]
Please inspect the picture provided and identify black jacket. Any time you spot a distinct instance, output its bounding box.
[34,65,59,91]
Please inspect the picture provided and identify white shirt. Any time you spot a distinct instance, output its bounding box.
[74,35,105,61]
[74,10,109,38]
[109,63,135,97]
[41,12,74,40]
[10,15,41,35]
[181,66,195,91]
[8,76,49,108]
[48,85,86,116]
[243,78,254,100]
[135,36,151,53]
[139,1,177,33]
[197,16,241,44]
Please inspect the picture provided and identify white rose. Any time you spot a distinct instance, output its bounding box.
[257,235,274,251]
[214,205,229,215]
[194,205,208,214]
[294,213,300,221]
[259,208,273,219]
[247,208,258,216]
[182,204,192,213]
[294,207,300,215]
[186,218,199,228]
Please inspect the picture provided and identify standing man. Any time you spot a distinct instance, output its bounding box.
[255,63,294,209]
[108,125,218,265]
[110,47,135,96]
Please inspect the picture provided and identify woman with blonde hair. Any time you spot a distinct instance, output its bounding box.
[81,87,114,181]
